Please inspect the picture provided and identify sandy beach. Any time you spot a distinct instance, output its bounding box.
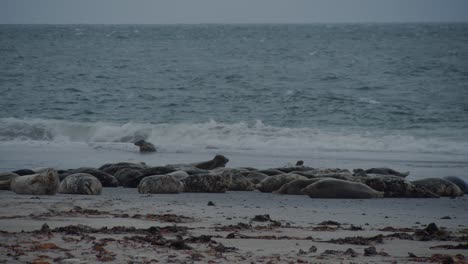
[1,188,467,263]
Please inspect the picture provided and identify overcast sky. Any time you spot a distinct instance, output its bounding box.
[1,0,468,24]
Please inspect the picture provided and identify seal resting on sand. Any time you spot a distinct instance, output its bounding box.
[365,168,409,178]
[138,175,184,194]
[191,155,229,170]
[59,173,102,195]
[364,175,439,198]
[412,178,464,197]
[301,178,383,199]
[444,176,468,194]
[134,139,156,153]
[10,169,60,195]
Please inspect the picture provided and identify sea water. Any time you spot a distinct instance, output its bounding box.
[1,24,467,179]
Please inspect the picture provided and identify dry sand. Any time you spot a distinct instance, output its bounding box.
[0,188,467,263]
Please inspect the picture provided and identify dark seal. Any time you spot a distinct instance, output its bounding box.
[134,140,156,153]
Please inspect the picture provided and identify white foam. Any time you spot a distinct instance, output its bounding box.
[0,117,467,156]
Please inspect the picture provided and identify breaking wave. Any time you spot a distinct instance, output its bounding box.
[0,117,467,155]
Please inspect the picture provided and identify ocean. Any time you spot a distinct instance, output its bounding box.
[1,24,467,179]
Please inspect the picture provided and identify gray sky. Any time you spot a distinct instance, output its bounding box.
[1,0,468,24]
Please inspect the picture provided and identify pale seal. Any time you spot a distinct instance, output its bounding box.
[412,178,464,197]
[444,176,468,194]
[10,169,60,195]
[59,173,102,195]
[59,168,119,187]
[137,175,184,194]
[301,178,383,199]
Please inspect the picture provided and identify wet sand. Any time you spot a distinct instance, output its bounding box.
[0,188,467,263]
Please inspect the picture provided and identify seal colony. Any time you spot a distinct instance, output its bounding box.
[0,155,466,198]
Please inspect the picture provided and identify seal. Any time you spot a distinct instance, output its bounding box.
[59,168,119,187]
[182,174,231,193]
[191,155,229,170]
[59,173,102,195]
[301,178,384,199]
[138,175,184,194]
[364,175,439,198]
[10,169,60,195]
[274,178,323,195]
[0,172,19,190]
[444,176,468,194]
[412,178,464,197]
[365,168,409,178]
[134,140,156,153]
[256,173,307,193]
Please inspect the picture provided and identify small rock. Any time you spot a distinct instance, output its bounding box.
[345,248,358,257]
[252,214,272,222]
[441,216,452,220]
[308,246,317,253]
[295,160,304,166]
[297,249,307,255]
[408,252,417,258]
[364,246,377,256]
[425,223,439,234]
[207,201,215,206]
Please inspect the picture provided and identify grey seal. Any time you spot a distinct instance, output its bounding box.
[256,173,307,193]
[412,178,464,197]
[182,174,231,193]
[138,175,184,194]
[10,169,60,195]
[134,140,156,153]
[228,174,254,191]
[59,173,102,195]
[302,178,383,199]
[59,168,118,187]
[364,175,439,198]
[443,176,468,194]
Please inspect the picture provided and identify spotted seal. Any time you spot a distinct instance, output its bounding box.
[10,169,60,195]
[59,173,102,195]
[412,178,464,197]
[138,175,184,194]
[301,178,383,199]
[182,174,231,193]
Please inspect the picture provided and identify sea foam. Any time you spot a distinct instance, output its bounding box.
[0,117,466,156]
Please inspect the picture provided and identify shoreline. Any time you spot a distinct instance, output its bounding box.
[1,189,467,263]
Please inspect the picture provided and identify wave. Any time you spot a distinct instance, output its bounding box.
[0,117,466,155]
